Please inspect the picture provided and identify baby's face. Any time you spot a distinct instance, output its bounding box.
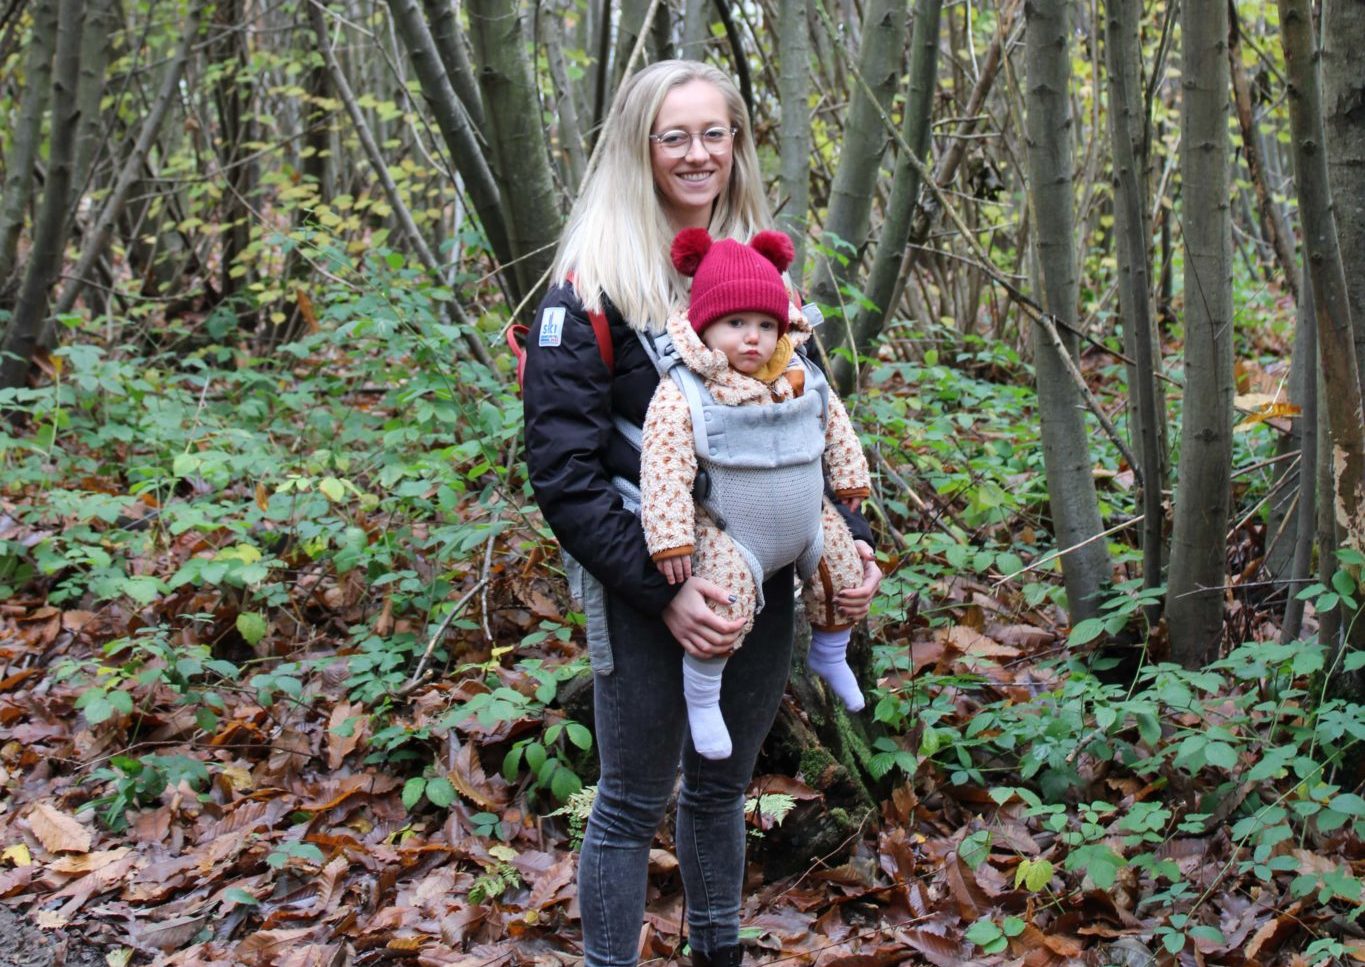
[701,311,780,376]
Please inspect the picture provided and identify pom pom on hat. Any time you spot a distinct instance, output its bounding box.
[671,228,713,277]
[749,230,794,273]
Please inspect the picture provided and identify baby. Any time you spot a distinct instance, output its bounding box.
[640,228,873,759]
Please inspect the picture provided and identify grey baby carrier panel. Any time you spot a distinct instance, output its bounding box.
[630,330,832,614]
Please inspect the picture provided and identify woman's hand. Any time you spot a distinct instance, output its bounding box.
[663,576,746,659]
[657,555,693,585]
[834,540,882,622]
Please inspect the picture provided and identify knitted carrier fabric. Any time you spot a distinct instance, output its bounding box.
[691,369,828,593]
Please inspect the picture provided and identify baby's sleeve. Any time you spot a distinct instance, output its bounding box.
[640,379,700,560]
[824,391,872,501]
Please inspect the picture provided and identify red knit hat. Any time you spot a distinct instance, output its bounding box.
[671,228,795,336]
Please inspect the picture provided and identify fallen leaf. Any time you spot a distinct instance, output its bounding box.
[48,847,130,874]
[35,910,67,929]
[27,803,92,854]
[448,738,507,810]
[2,844,32,867]
[327,701,368,770]
[135,915,207,952]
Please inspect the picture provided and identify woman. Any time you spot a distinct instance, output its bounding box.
[522,60,881,967]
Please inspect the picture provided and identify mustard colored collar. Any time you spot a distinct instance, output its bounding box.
[752,334,795,384]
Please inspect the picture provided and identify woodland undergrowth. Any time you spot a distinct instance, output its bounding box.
[0,252,1362,965]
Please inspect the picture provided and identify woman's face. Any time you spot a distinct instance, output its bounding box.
[650,80,734,231]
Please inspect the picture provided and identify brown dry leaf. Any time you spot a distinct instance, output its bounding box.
[237,927,319,964]
[910,637,947,671]
[1246,910,1300,959]
[647,849,678,875]
[944,851,991,920]
[943,624,1019,659]
[48,847,130,874]
[27,802,92,854]
[327,701,369,770]
[35,910,67,929]
[749,773,823,800]
[448,739,507,810]
[277,944,352,967]
[897,926,966,967]
[134,915,207,952]
[315,855,350,913]
[525,852,577,911]
[0,668,43,692]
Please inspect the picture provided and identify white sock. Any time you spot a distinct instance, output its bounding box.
[808,628,864,711]
[682,654,732,760]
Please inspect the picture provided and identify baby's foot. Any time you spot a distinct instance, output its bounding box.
[687,703,733,759]
[808,656,865,711]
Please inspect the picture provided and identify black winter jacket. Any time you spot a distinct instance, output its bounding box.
[523,282,874,617]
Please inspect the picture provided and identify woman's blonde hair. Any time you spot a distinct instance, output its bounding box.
[552,60,772,332]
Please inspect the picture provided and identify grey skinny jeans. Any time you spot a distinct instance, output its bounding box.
[578,565,795,966]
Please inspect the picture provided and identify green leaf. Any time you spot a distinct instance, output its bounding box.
[1330,793,1365,817]
[1162,931,1186,954]
[1204,741,1238,770]
[550,766,581,802]
[566,722,592,751]
[1188,925,1224,944]
[84,694,114,724]
[964,919,1003,947]
[236,612,268,646]
[224,888,259,907]
[1015,858,1054,892]
[425,777,456,808]
[1068,617,1105,645]
[402,777,426,811]
[1002,916,1026,937]
[525,741,547,775]
[318,476,346,502]
[1345,651,1365,672]
[959,829,991,870]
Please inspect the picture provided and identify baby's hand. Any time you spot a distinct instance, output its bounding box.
[841,495,862,512]
[658,555,693,585]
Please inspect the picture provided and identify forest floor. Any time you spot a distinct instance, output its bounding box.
[0,320,1362,965]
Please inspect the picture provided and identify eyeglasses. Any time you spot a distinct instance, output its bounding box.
[647,126,738,157]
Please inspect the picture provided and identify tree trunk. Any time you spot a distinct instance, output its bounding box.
[465,0,563,309]
[1323,0,1365,395]
[1282,269,1317,642]
[384,0,513,279]
[0,0,58,294]
[1167,0,1234,668]
[1228,1,1298,303]
[610,0,653,97]
[808,0,905,351]
[830,0,941,395]
[211,0,257,328]
[52,2,200,319]
[0,0,84,393]
[1024,0,1110,622]
[543,0,587,191]
[1104,0,1166,609]
[421,0,487,135]
[680,0,709,59]
[777,0,814,285]
[1279,0,1365,640]
[69,0,117,208]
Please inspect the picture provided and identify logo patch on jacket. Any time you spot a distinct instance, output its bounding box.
[539,308,565,346]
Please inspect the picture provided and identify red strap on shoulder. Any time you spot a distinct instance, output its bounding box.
[566,271,614,375]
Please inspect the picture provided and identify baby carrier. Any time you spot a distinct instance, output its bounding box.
[561,303,829,675]
[614,328,831,614]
